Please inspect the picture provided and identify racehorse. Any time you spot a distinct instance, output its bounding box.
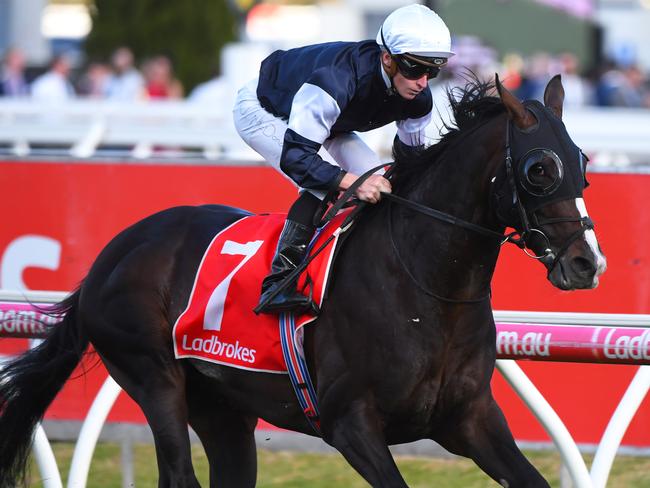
[0,75,606,488]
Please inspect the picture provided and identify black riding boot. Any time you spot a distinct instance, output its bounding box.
[255,220,315,314]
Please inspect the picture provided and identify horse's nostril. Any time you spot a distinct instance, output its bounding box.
[571,256,596,277]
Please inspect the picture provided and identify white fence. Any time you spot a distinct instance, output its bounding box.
[1,98,650,166]
[0,98,252,161]
[1,289,649,487]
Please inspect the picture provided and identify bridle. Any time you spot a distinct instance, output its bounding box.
[380,114,594,301]
[499,116,594,271]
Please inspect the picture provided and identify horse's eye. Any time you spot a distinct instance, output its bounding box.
[519,149,564,196]
[531,164,545,177]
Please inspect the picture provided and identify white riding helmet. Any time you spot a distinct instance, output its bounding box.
[376,4,454,59]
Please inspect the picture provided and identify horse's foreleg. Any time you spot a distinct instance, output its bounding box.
[321,395,409,488]
[187,374,258,488]
[435,394,550,488]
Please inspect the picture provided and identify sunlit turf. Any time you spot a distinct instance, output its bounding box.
[26,443,650,487]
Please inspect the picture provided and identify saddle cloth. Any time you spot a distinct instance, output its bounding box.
[172,211,348,373]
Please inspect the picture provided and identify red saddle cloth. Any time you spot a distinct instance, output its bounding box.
[173,211,347,373]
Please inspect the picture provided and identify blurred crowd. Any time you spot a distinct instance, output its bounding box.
[493,51,650,109]
[2,45,650,108]
[0,46,220,104]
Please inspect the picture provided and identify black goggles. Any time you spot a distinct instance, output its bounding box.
[393,54,444,80]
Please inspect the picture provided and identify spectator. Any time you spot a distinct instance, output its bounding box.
[558,52,590,107]
[105,47,145,101]
[77,61,111,98]
[31,54,75,101]
[142,55,183,100]
[188,67,229,105]
[0,47,29,97]
[610,65,650,108]
[593,60,623,107]
[593,62,650,108]
[515,52,553,102]
[501,53,525,92]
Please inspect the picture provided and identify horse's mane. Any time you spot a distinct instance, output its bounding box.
[391,75,505,191]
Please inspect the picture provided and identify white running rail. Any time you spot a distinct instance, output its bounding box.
[1,99,650,165]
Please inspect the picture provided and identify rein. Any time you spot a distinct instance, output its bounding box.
[386,198,493,303]
[382,192,508,242]
[381,161,508,304]
[260,114,594,310]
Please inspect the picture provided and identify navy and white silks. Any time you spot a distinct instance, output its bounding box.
[233,40,433,195]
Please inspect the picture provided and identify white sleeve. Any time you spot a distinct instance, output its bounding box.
[288,83,341,144]
[396,111,432,146]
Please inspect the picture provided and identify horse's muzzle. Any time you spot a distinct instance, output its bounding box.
[548,252,607,290]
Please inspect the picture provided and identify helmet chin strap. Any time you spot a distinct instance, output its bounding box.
[380,26,399,95]
[380,55,398,95]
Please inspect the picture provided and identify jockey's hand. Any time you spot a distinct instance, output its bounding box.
[339,173,392,204]
[356,174,392,204]
[338,173,391,204]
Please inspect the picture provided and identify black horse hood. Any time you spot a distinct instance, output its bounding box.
[511,101,587,210]
[492,100,588,226]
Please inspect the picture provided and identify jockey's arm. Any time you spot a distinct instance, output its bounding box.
[341,113,432,203]
[280,72,429,204]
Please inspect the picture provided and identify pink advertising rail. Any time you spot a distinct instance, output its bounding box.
[495,322,650,364]
[0,299,59,339]
[2,295,650,365]
[493,310,650,364]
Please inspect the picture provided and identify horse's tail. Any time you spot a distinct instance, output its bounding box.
[0,289,88,486]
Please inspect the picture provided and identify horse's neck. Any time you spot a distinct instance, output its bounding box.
[391,122,505,302]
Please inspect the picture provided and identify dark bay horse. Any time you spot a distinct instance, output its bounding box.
[0,75,606,487]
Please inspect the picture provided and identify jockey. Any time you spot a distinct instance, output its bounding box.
[233,4,454,314]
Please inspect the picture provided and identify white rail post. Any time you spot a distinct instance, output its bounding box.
[66,376,122,488]
[121,436,135,488]
[496,360,593,488]
[33,424,63,488]
[590,365,650,488]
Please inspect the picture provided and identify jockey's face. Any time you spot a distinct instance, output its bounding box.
[381,51,429,100]
[392,70,428,100]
